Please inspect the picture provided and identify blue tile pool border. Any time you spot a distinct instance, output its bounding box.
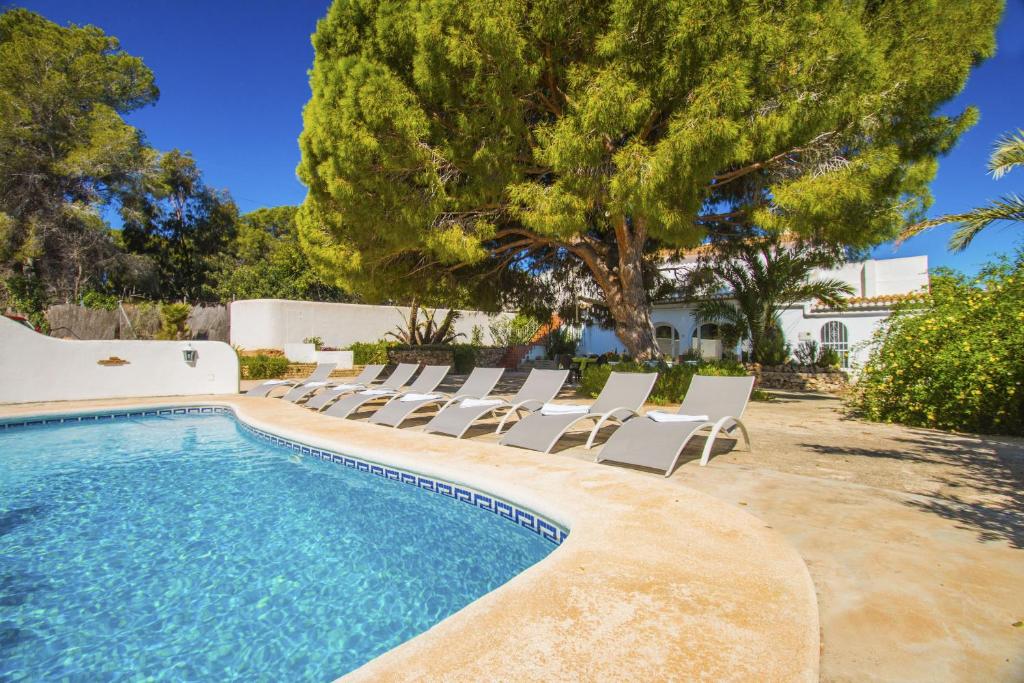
[0,405,569,546]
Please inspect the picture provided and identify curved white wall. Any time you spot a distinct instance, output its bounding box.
[0,317,239,404]
[230,299,510,350]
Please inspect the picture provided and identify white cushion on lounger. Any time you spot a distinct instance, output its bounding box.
[540,403,589,416]
[260,379,290,386]
[460,398,503,408]
[302,381,329,388]
[360,389,394,396]
[331,383,363,391]
[400,393,442,402]
[646,411,709,423]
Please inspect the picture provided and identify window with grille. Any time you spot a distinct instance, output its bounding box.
[820,321,850,368]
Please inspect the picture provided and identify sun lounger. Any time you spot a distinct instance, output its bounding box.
[499,371,657,453]
[305,363,415,411]
[323,365,450,420]
[596,375,755,475]
[368,367,505,428]
[422,368,569,438]
[244,362,335,398]
[282,364,385,403]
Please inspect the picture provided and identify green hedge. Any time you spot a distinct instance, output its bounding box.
[580,360,751,405]
[348,340,398,365]
[452,344,478,374]
[850,255,1024,435]
[239,355,290,380]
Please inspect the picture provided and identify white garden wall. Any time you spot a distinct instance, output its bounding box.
[0,316,239,404]
[230,299,511,350]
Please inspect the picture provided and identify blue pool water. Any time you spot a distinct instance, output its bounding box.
[0,412,557,680]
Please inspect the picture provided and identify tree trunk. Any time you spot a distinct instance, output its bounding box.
[605,283,661,360]
[584,216,661,360]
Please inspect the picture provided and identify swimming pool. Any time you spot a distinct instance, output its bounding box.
[0,409,561,680]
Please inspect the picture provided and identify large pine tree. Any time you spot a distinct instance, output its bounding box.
[297,0,1002,358]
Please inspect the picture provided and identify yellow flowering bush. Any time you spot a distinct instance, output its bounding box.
[850,252,1024,435]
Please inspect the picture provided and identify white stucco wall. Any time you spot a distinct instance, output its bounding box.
[0,317,239,404]
[580,303,888,370]
[229,300,511,350]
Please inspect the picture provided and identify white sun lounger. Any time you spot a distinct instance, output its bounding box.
[499,371,657,454]
[422,369,569,439]
[368,367,505,428]
[244,362,335,398]
[283,364,386,403]
[305,364,415,411]
[596,375,755,475]
[323,365,450,420]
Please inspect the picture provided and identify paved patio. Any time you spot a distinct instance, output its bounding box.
[293,373,1024,681]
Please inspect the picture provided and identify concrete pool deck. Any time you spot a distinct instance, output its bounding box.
[0,395,819,681]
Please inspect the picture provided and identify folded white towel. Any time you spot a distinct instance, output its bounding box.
[260,379,290,386]
[330,383,363,392]
[301,380,329,388]
[400,392,442,402]
[647,411,709,423]
[460,398,504,409]
[360,389,394,396]
[540,403,590,416]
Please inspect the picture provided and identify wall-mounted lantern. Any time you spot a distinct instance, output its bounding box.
[182,343,198,366]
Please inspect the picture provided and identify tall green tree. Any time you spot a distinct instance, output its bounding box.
[899,129,1024,251]
[679,229,854,363]
[296,0,1001,359]
[0,8,158,304]
[120,150,237,301]
[211,205,350,302]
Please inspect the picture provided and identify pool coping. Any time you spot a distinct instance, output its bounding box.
[0,395,820,681]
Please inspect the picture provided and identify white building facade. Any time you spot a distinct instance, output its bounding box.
[579,255,929,371]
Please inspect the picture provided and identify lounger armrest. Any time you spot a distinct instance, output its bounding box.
[494,398,540,434]
[584,407,641,449]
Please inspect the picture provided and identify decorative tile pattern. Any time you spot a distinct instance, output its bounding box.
[0,405,570,546]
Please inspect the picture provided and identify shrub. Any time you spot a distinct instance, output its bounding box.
[239,354,290,379]
[545,326,579,359]
[758,328,791,365]
[849,253,1024,435]
[579,359,750,405]
[81,290,118,310]
[348,340,397,365]
[452,344,479,374]
[303,336,324,350]
[793,340,820,365]
[793,341,841,368]
[155,302,191,340]
[489,314,540,347]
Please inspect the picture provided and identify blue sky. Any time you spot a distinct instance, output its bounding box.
[13,0,1024,274]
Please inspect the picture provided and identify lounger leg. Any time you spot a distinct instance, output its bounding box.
[733,418,752,452]
[494,407,518,434]
[699,417,737,466]
[584,415,618,449]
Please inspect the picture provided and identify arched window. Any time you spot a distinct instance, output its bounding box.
[820,321,849,368]
[655,324,680,358]
[692,323,720,341]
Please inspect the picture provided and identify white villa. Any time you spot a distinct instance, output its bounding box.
[578,254,930,370]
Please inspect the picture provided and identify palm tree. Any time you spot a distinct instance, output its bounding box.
[680,229,854,363]
[900,129,1024,252]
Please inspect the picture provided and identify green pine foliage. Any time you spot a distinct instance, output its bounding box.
[297,0,1002,358]
[851,253,1024,435]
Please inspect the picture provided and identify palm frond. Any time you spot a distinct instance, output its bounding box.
[989,129,1024,179]
[897,194,1024,251]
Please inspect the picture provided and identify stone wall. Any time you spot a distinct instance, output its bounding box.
[474,347,509,368]
[388,346,455,367]
[745,363,849,394]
